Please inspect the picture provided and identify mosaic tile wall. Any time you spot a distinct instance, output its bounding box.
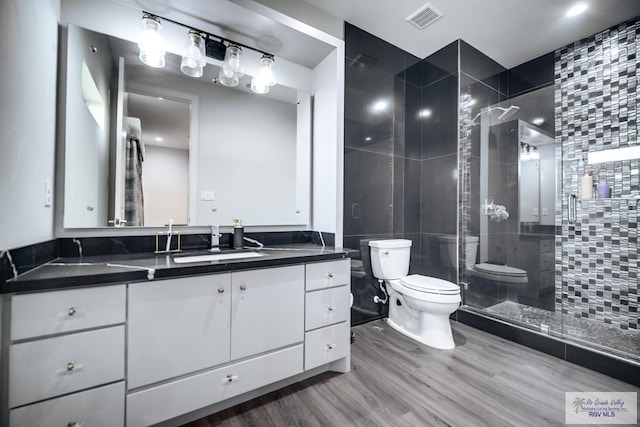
[555,18,639,330]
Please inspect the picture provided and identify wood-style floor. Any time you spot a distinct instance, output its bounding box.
[183,321,639,426]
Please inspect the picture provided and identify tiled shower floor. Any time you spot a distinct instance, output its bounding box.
[484,301,639,362]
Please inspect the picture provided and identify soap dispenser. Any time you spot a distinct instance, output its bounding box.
[233,219,244,249]
[580,171,593,199]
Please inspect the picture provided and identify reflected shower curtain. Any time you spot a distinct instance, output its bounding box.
[125,118,144,226]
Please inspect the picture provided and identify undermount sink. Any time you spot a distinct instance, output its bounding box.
[172,251,264,264]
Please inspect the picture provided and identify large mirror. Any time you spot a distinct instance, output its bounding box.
[62,24,311,228]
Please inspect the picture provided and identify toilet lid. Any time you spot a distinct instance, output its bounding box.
[400,275,460,295]
[473,263,527,277]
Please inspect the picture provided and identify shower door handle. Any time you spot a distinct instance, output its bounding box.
[567,194,577,225]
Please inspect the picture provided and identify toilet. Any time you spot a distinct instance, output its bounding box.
[368,239,460,350]
[438,235,528,307]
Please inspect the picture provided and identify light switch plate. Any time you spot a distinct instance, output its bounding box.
[44,180,52,207]
[200,190,215,201]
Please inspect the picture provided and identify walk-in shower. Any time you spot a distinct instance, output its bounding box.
[457,18,639,364]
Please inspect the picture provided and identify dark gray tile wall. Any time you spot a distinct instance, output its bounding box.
[556,17,639,330]
[344,23,422,323]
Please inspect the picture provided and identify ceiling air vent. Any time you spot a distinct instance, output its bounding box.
[406,3,443,30]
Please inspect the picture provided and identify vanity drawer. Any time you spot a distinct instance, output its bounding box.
[304,322,349,370]
[305,285,350,331]
[9,326,124,408]
[11,284,126,340]
[10,381,124,427]
[127,344,303,427]
[305,259,350,291]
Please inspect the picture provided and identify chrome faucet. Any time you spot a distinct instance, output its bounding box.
[210,225,221,252]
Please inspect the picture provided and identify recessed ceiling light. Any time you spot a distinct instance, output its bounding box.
[371,99,389,114]
[155,137,163,142]
[157,97,164,100]
[418,109,432,118]
[365,137,372,141]
[566,3,587,17]
[532,117,545,125]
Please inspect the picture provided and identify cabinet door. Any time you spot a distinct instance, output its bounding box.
[231,266,304,359]
[128,274,231,389]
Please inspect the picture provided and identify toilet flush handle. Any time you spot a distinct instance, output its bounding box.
[383,250,389,255]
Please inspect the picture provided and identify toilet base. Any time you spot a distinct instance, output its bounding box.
[387,314,456,350]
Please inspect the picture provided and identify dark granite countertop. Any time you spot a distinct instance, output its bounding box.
[2,244,356,294]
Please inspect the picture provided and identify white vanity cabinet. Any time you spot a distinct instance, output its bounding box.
[304,259,351,370]
[127,274,232,389]
[3,257,350,427]
[7,285,126,427]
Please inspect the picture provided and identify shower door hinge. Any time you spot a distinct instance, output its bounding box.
[460,282,469,290]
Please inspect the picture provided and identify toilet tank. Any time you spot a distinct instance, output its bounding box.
[368,239,412,280]
[438,235,478,269]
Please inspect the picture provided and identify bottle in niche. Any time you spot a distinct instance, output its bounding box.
[580,171,593,199]
[233,218,244,249]
[597,180,610,198]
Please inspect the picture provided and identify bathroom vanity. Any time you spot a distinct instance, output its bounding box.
[1,247,352,427]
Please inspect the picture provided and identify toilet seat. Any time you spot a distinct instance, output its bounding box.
[398,275,460,295]
[469,263,528,284]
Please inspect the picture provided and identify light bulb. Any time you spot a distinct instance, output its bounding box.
[218,67,239,87]
[180,30,205,78]
[224,45,244,77]
[256,55,276,87]
[251,76,269,94]
[138,15,166,68]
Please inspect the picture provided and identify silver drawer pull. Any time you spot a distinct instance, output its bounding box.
[326,344,335,350]
[327,273,334,278]
[222,374,239,384]
[218,288,225,294]
[327,305,335,312]
[56,361,84,376]
[240,284,247,291]
[59,306,85,321]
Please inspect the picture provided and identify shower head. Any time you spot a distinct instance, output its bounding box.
[466,105,520,126]
[497,105,520,120]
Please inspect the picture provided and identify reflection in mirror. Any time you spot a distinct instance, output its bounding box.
[127,94,190,226]
[518,121,555,225]
[62,24,310,229]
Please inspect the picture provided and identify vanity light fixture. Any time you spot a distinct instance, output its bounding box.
[138,12,277,93]
[180,30,206,78]
[138,14,166,68]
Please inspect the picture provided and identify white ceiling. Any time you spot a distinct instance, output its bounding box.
[301,0,640,68]
[127,92,190,150]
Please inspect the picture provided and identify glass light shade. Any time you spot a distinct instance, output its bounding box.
[218,67,239,87]
[256,55,276,87]
[223,44,244,77]
[180,31,206,78]
[250,76,269,94]
[138,15,166,68]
